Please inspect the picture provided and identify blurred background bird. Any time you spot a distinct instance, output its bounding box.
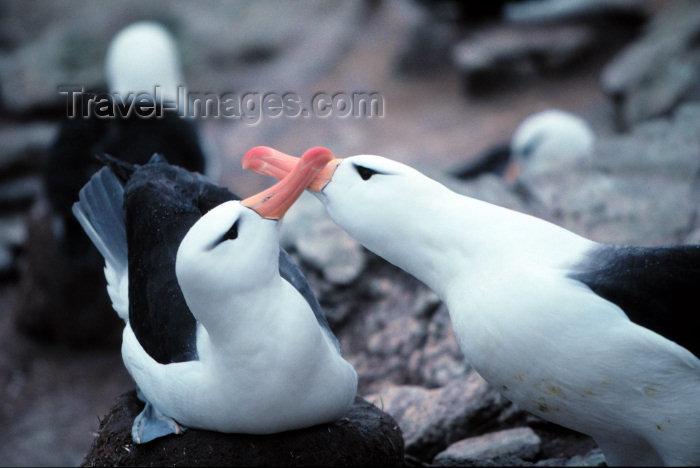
[454,109,594,182]
[15,21,210,346]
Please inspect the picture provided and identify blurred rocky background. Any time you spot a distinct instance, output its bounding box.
[1,0,699,466]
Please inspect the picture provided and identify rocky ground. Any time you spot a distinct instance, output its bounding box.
[1,0,699,466]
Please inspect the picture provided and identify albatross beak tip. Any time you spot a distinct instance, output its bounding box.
[241,146,275,170]
[240,147,333,219]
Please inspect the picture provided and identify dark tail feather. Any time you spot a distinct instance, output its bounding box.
[95,153,136,184]
[72,166,127,276]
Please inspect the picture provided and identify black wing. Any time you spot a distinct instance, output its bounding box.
[124,159,226,364]
[569,244,700,358]
[278,249,341,354]
[453,141,511,180]
[124,158,338,364]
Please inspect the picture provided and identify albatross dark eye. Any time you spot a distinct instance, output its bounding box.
[520,131,546,160]
[208,219,240,250]
[354,163,381,181]
[217,219,239,245]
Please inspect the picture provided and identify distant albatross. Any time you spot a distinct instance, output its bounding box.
[73,148,357,443]
[244,146,700,467]
[455,109,594,182]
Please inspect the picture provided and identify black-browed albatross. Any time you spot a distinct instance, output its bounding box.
[73,148,357,443]
[243,146,700,467]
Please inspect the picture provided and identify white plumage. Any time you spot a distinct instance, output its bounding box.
[510,109,594,177]
[119,201,357,435]
[244,147,700,466]
[104,21,183,104]
[74,150,357,443]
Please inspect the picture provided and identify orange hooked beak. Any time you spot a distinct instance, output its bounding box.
[242,146,342,192]
[240,147,334,219]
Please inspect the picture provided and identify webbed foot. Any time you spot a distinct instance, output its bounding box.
[132,400,187,444]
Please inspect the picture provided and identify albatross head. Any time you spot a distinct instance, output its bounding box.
[105,21,184,104]
[243,147,462,293]
[176,201,279,296]
[506,109,594,181]
[244,147,449,238]
[176,147,333,312]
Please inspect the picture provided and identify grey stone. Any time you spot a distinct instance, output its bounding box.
[685,227,700,245]
[452,23,595,93]
[280,192,366,286]
[433,427,541,464]
[394,3,455,77]
[0,176,41,209]
[0,215,25,276]
[0,215,27,248]
[0,123,56,173]
[337,263,469,393]
[601,0,700,128]
[565,448,606,466]
[536,448,606,466]
[365,371,513,460]
[407,304,470,388]
[82,391,404,467]
[504,0,646,23]
[524,166,697,245]
[519,103,700,245]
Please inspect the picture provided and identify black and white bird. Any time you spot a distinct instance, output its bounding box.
[20,22,210,345]
[45,21,208,258]
[455,109,594,182]
[244,146,700,466]
[73,149,357,443]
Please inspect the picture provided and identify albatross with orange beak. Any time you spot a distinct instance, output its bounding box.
[243,146,700,467]
[73,148,357,443]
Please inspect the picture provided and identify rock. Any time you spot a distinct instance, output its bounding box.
[524,165,697,245]
[536,448,606,466]
[686,227,700,244]
[81,391,404,467]
[365,371,514,460]
[406,304,469,388]
[601,0,700,128]
[433,427,541,465]
[563,448,606,466]
[394,2,454,77]
[0,176,41,210]
[0,215,28,248]
[504,0,646,24]
[519,103,700,245]
[345,287,433,391]
[412,0,513,23]
[452,23,596,94]
[0,123,56,173]
[0,215,25,277]
[281,192,365,286]
[335,260,469,393]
